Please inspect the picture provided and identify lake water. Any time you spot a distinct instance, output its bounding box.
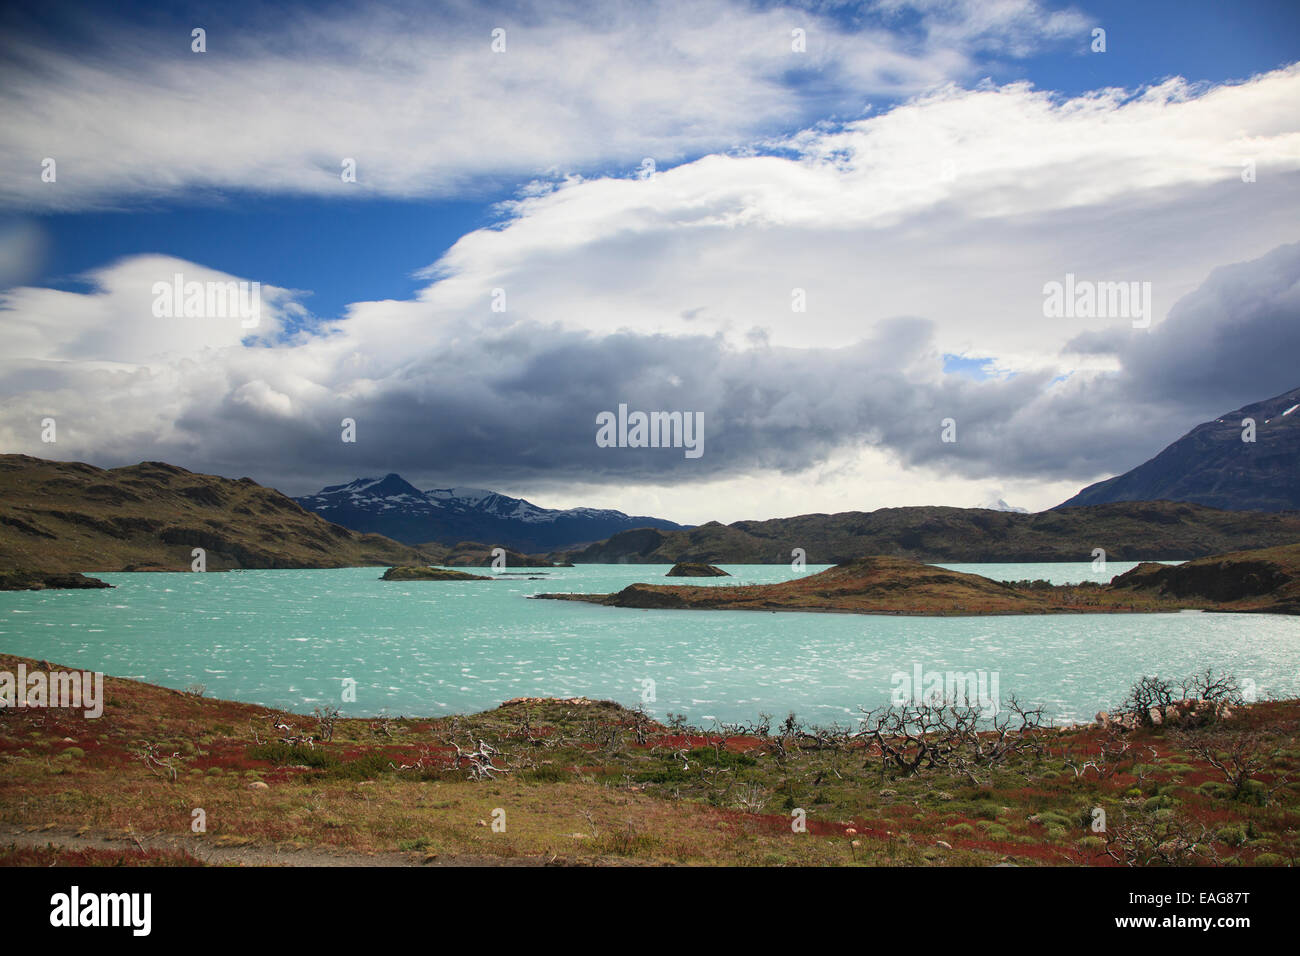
[1,563,1296,726]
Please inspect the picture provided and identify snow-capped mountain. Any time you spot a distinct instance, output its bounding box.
[294,474,690,551]
[979,497,1029,514]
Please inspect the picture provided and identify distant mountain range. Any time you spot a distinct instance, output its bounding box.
[293,474,690,551]
[1057,385,1300,512]
[3,453,1298,573]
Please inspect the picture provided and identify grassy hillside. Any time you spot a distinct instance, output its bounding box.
[562,501,1300,564]
[0,454,435,572]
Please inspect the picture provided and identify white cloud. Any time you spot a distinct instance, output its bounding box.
[0,0,1089,210]
[407,64,1300,361]
[1,61,1298,522]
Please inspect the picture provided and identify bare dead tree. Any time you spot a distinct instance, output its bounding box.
[1101,810,1219,866]
[855,696,1046,783]
[1172,724,1290,802]
[261,712,315,747]
[136,741,185,782]
[1064,727,1156,782]
[1121,676,1175,727]
[629,706,654,746]
[389,744,439,772]
[1178,669,1243,705]
[313,705,340,742]
[446,736,510,780]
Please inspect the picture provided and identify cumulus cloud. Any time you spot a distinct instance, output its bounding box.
[414,64,1300,362]
[0,0,1090,210]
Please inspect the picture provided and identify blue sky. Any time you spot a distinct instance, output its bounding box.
[12,0,1299,318]
[2,0,1298,520]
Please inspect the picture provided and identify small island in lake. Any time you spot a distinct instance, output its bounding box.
[0,570,113,591]
[666,562,730,577]
[380,566,492,581]
[536,545,1300,616]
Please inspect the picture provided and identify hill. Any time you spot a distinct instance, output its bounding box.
[1109,542,1300,615]
[560,501,1300,565]
[1057,385,1300,512]
[0,454,434,573]
[536,555,1160,615]
[539,543,1300,616]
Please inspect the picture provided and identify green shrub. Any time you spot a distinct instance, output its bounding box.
[524,764,568,783]
[1033,811,1073,831]
[1216,824,1248,847]
[247,742,338,769]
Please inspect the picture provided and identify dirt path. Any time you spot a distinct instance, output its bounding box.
[0,824,560,867]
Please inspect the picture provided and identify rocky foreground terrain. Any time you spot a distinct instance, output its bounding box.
[2,652,1295,867]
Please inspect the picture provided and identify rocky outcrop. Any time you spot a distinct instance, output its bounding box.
[1094,698,1236,731]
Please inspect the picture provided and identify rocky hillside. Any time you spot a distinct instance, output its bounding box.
[1109,542,1300,615]
[560,501,1300,564]
[0,455,435,573]
[294,473,688,551]
[1057,385,1300,512]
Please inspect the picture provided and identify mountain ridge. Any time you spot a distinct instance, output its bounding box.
[294,473,690,552]
[1056,385,1300,512]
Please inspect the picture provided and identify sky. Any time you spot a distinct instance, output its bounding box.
[1,0,1298,523]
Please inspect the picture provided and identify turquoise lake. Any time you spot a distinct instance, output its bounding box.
[1,563,1297,726]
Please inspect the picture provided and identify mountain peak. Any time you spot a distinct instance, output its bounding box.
[1056,384,1300,512]
[317,473,420,496]
[295,477,688,551]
